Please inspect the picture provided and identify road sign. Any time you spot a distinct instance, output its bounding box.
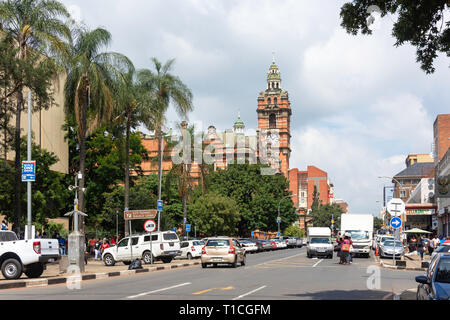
[390,217,402,229]
[173,227,177,232]
[157,200,163,211]
[144,219,157,233]
[251,231,254,238]
[124,209,157,220]
[277,232,280,236]
[387,198,405,217]
[186,224,191,232]
[21,160,36,182]
[276,217,281,223]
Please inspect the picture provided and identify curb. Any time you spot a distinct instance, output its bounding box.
[375,256,427,271]
[0,261,200,291]
[393,288,417,300]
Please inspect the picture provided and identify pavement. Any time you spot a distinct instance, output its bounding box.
[0,257,199,290]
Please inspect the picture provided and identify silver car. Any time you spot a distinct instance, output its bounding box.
[380,240,404,259]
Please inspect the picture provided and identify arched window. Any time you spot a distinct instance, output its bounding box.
[269,113,277,129]
[268,97,271,104]
[274,97,278,104]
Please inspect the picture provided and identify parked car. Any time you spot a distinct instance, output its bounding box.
[274,239,287,249]
[431,244,450,259]
[293,237,303,248]
[201,237,246,268]
[178,240,205,260]
[416,253,450,300]
[272,236,296,248]
[0,230,60,280]
[258,240,273,251]
[239,239,258,253]
[269,240,278,250]
[102,231,181,266]
[379,240,404,259]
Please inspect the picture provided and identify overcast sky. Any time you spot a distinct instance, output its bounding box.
[61,0,450,216]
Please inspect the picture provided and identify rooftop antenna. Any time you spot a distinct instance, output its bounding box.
[272,51,275,64]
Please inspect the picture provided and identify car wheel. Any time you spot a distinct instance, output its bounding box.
[241,255,246,266]
[103,253,115,267]
[142,251,153,264]
[187,253,193,260]
[201,263,207,268]
[24,263,44,278]
[1,258,23,280]
[231,257,237,268]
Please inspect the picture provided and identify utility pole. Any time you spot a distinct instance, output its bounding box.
[26,90,32,240]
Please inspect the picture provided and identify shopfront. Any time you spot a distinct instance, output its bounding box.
[404,207,436,232]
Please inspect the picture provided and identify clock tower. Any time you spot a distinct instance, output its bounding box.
[257,59,292,178]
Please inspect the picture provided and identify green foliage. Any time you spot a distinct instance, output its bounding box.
[310,203,343,230]
[284,225,305,238]
[203,164,297,236]
[311,185,320,211]
[374,217,384,230]
[190,192,240,236]
[340,1,450,73]
[0,137,71,227]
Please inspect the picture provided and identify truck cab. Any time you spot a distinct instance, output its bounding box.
[307,227,333,259]
[340,214,374,258]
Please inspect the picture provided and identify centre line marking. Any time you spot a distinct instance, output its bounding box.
[232,285,267,300]
[312,259,323,268]
[126,282,191,299]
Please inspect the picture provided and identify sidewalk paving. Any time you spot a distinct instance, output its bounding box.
[376,252,431,271]
[0,257,200,290]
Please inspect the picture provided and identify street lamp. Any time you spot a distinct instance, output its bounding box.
[277,194,296,236]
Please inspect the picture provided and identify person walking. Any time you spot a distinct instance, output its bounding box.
[348,234,354,264]
[101,239,110,258]
[339,236,351,265]
[94,239,102,261]
[417,236,425,261]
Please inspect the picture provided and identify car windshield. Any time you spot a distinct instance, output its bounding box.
[347,230,369,240]
[435,259,450,284]
[310,238,330,244]
[381,237,394,243]
[383,241,403,247]
[206,239,230,247]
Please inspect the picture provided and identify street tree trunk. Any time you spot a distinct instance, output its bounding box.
[124,112,131,236]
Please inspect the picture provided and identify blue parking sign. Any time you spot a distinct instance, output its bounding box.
[22,161,36,182]
[186,224,191,232]
[157,200,163,211]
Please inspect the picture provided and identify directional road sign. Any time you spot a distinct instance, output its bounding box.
[124,209,157,220]
[387,198,405,217]
[186,224,191,232]
[390,217,402,229]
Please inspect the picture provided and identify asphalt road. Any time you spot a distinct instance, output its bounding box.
[0,247,421,300]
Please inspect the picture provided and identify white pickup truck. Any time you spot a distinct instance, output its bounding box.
[0,231,60,280]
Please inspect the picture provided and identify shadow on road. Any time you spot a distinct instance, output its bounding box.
[284,289,392,300]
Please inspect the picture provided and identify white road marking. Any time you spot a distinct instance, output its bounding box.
[312,259,323,268]
[125,282,192,299]
[253,251,305,268]
[232,285,267,300]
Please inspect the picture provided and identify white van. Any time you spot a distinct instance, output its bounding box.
[307,227,333,259]
[102,231,181,266]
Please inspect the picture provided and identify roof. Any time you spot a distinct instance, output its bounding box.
[394,162,434,178]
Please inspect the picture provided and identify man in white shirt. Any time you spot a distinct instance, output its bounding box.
[432,235,441,250]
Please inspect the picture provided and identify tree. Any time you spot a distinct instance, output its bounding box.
[311,185,320,212]
[284,225,306,238]
[63,25,133,226]
[340,1,450,74]
[190,192,240,237]
[205,164,297,236]
[310,203,343,230]
[137,58,193,214]
[374,217,384,230]
[0,0,71,233]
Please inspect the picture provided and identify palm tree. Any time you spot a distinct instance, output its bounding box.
[137,58,193,230]
[114,68,158,235]
[0,0,71,234]
[63,25,132,228]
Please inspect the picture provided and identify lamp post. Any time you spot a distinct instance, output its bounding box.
[277,194,296,236]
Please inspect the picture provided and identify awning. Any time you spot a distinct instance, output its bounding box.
[403,228,432,234]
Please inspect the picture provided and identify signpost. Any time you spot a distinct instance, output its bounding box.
[186,224,191,241]
[124,209,157,220]
[144,219,157,264]
[387,198,406,217]
[390,217,402,265]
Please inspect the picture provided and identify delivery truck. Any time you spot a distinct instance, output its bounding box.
[339,214,373,258]
[306,227,333,259]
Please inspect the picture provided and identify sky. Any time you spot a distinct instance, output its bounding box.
[61,0,450,216]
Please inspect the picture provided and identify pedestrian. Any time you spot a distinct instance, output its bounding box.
[336,237,343,259]
[410,236,417,252]
[348,234,353,264]
[432,235,441,250]
[428,236,435,255]
[417,236,425,261]
[58,235,66,256]
[94,239,102,261]
[1,220,8,230]
[101,239,110,257]
[111,237,116,246]
[339,236,351,265]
